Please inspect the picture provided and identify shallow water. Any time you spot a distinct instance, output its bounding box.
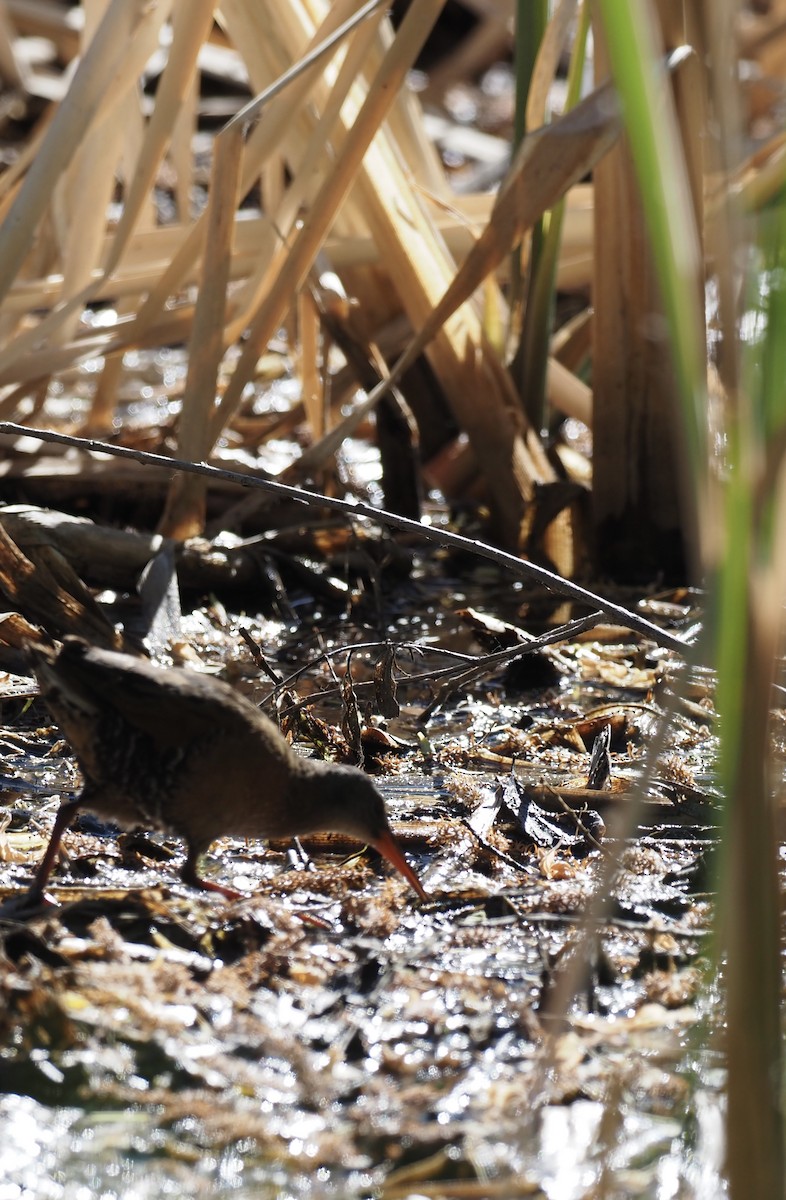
[0,581,728,1199]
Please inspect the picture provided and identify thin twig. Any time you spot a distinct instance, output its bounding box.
[258,619,596,716]
[417,612,603,721]
[0,421,693,654]
[237,626,282,684]
[224,0,390,134]
[460,816,541,877]
[259,639,458,705]
[543,785,607,854]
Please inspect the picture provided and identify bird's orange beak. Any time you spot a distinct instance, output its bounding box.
[372,830,427,900]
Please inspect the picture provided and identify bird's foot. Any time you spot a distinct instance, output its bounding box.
[0,886,60,920]
[179,856,244,901]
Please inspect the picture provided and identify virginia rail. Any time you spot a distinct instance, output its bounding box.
[25,638,426,901]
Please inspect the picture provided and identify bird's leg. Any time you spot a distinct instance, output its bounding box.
[180,843,242,901]
[27,793,84,899]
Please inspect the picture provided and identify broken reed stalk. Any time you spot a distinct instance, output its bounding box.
[205,0,448,427]
[132,0,388,345]
[102,0,217,280]
[305,71,623,465]
[158,120,244,539]
[0,1,388,380]
[218,0,390,349]
[0,0,167,315]
[297,290,325,443]
[592,17,705,581]
[0,0,603,551]
[0,192,593,322]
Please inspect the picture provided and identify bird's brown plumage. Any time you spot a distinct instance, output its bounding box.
[25,638,426,901]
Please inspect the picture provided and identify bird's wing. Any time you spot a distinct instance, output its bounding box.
[36,641,264,748]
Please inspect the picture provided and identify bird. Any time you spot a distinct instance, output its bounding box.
[23,638,427,903]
